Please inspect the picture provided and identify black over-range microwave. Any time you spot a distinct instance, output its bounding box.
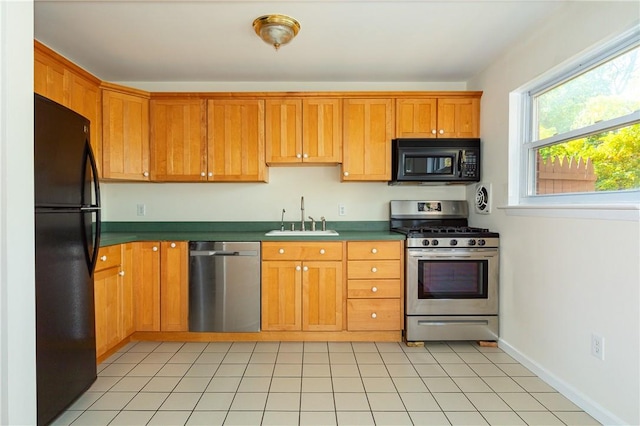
[390,138,481,185]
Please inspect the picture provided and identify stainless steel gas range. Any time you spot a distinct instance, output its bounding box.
[390,200,500,342]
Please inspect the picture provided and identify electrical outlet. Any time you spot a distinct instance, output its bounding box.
[136,203,146,216]
[338,203,346,216]
[591,333,605,360]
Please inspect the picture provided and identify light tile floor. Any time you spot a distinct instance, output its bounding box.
[51,341,600,426]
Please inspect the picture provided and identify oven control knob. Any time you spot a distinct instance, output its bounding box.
[468,239,476,246]
[431,239,439,246]
[450,239,458,246]
[478,239,486,246]
[422,240,430,246]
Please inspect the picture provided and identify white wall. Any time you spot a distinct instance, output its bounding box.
[467,3,639,424]
[0,0,36,424]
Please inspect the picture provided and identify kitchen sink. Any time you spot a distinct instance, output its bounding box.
[264,230,339,236]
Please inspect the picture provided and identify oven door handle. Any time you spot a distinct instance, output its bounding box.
[410,253,495,260]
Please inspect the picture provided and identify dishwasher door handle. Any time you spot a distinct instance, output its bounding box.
[190,250,258,257]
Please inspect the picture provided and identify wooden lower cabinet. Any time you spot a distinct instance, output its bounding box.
[132,241,189,332]
[262,242,343,331]
[94,244,134,359]
[346,241,404,331]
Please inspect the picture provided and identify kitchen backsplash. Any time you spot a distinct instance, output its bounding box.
[101,166,466,222]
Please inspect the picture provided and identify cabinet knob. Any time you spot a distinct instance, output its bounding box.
[143,171,149,177]
[279,248,285,254]
[431,129,437,135]
[296,153,302,159]
[296,265,301,271]
[319,249,325,255]
[303,266,308,272]
[343,171,349,177]
[100,255,107,261]
[371,267,377,273]
[208,172,213,177]
[371,313,377,319]
[118,271,125,277]
[152,246,158,252]
[200,172,206,177]
[303,153,308,159]
[439,129,445,134]
[371,248,377,254]
[371,286,378,293]
[170,242,176,248]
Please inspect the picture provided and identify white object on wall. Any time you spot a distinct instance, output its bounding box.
[474,182,492,214]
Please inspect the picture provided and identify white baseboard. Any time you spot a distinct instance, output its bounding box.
[498,338,628,426]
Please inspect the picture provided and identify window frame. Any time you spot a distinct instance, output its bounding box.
[509,26,640,215]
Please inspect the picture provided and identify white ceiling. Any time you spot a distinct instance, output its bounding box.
[34,0,567,83]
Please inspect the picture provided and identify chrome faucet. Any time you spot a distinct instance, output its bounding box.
[300,196,305,231]
[308,216,316,231]
[280,209,286,231]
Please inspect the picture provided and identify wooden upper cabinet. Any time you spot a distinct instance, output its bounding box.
[302,98,342,164]
[342,98,394,181]
[265,99,302,164]
[266,98,342,164]
[101,84,150,180]
[150,98,207,181]
[34,41,102,176]
[396,99,438,138]
[207,99,267,182]
[396,96,480,138]
[437,97,480,138]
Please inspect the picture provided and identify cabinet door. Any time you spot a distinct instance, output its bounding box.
[150,99,207,181]
[303,98,342,163]
[160,241,189,331]
[302,261,343,331]
[102,88,150,180]
[94,267,120,358]
[396,99,438,138]
[34,47,65,105]
[133,242,161,332]
[207,100,267,182]
[120,243,135,338]
[262,261,302,331]
[342,98,394,181]
[265,99,302,164]
[437,98,480,138]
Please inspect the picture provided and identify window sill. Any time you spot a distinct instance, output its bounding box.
[499,204,640,221]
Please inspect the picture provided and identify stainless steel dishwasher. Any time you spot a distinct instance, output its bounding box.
[188,241,261,332]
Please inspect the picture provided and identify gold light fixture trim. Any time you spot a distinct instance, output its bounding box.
[253,14,301,50]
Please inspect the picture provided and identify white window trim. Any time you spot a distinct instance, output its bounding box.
[504,25,640,222]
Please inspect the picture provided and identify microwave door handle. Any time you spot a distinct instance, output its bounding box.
[457,150,463,177]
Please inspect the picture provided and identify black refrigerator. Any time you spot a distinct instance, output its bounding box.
[34,94,101,426]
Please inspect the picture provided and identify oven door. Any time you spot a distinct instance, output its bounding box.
[406,248,498,315]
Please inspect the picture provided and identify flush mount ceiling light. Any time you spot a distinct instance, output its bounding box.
[253,14,301,51]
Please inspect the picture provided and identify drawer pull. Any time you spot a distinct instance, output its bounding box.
[170,242,176,248]
[100,255,107,261]
[279,248,285,254]
[371,248,377,254]
[319,249,326,254]
[371,286,378,293]
[118,271,125,277]
[371,313,377,319]
[371,267,377,273]
[152,246,158,252]
[296,265,301,271]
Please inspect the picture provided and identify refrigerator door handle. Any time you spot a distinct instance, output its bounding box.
[84,140,101,274]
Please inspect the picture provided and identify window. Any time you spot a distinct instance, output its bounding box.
[515,29,640,207]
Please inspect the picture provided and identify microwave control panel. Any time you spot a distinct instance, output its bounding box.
[461,150,479,178]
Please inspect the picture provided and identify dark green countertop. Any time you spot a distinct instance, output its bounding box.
[99,221,404,247]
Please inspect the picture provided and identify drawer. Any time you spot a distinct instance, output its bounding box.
[262,242,343,261]
[347,241,402,260]
[95,245,122,271]
[347,280,401,299]
[347,260,401,279]
[347,299,401,331]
